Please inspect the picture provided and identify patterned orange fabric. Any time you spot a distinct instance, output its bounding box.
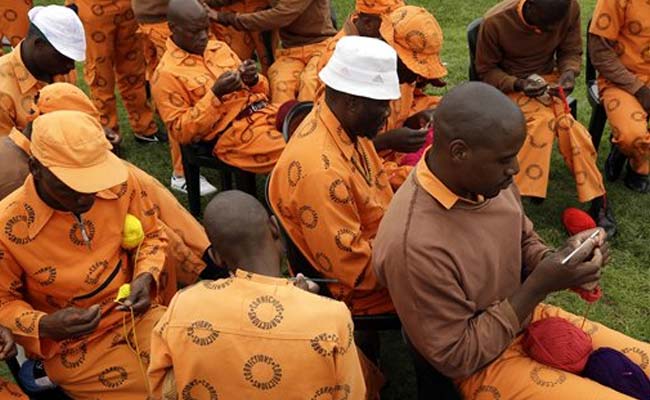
[0,43,47,135]
[590,0,650,175]
[0,168,168,398]
[138,21,171,80]
[268,40,329,103]
[152,39,285,174]
[148,270,366,399]
[458,304,650,399]
[0,379,28,399]
[508,74,606,202]
[269,101,394,315]
[0,0,31,55]
[75,0,156,137]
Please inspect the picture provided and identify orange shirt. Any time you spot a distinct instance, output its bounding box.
[151,39,270,144]
[589,0,650,77]
[0,169,167,359]
[0,43,46,135]
[269,101,394,315]
[148,270,366,400]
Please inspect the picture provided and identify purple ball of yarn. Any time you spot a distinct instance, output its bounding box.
[582,347,650,400]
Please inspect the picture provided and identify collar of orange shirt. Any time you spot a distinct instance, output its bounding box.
[8,128,30,154]
[234,269,294,286]
[317,101,371,163]
[516,0,542,34]
[20,174,126,239]
[165,38,223,67]
[9,43,42,95]
[415,154,484,210]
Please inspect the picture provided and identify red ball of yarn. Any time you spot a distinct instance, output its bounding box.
[571,286,603,303]
[562,207,597,236]
[523,317,593,374]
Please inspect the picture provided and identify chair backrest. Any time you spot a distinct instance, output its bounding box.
[467,17,484,81]
[330,1,338,30]
[281,101,314,141]
[264,174,334,297]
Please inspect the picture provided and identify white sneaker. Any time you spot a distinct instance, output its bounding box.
[170,175,218,197]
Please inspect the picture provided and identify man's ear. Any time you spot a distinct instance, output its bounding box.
[449,139,470,162]
[269,215,280,240]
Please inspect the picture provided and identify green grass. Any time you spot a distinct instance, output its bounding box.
[8,0,650,398]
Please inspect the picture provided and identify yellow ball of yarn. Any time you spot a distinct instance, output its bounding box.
[122,214,144,250]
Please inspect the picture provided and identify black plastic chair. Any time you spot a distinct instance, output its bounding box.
[402,330,463,400]
[467,17,577,119]
[281,101,314,141]
[180,141,256,217]
[585,19,607,152]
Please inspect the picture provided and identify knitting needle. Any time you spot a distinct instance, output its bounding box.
[561,230,600,265]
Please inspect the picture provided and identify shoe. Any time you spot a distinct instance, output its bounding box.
[588,196,617,239]
[623,164,650,193]
[134,129,168,144]
[170,175,218,197]
[604,144,627,182]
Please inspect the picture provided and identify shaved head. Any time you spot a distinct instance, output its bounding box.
[428,82,526,200]
[168,0,210,54]
[203,191,282,274]
[524,0,571,30]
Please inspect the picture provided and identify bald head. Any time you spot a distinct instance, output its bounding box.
[204,191,281,273]
[168,0,210,54]
[434,82,525,149]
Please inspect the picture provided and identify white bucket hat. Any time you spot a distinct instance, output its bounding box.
[28,5,86,62]
[319,36,400,100]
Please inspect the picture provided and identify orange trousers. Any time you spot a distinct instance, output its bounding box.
[45,305,166,400]
[459,304,650,399]
[509,82,605,202]
[600,78,650,175]
[76,0,156,137]
[214,105,285,174]
[268,41,328,104]
[136,22,183,176]
[0,0,31,54]
[0,380,27,399]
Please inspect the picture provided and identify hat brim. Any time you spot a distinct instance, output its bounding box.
[319,68,401,100]
[381,23,447,80]
[49,151,128,194]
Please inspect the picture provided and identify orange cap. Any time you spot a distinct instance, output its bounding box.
[356,0,404,15]
[380,6,447,79]
[31,111,127,194]
[28,82,100,122]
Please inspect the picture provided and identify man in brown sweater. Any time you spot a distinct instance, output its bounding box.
[213,0,336,103]
[476,0,616,237]
[589,0,650,193]
[373,82,650,399]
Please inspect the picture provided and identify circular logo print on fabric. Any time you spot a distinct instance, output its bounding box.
[182,379,218,400]
[310,332,339,357]
[248,295,284,330]
[98,366,128,389]
[243,354,283,391]
[530,366,567,388]
[187,320,220,346]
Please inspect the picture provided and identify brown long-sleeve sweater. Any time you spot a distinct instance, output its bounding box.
[588,34,645,95]
[131,0,168,23]
[372,157,550,379]
[475,0,583,93]
[232,0,336,48]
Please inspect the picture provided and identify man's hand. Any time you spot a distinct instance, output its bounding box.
[211,70,243,97]
[528,228,606,295]
[0,326,17,360]
[635,86,650,113]
[404,109,434,130]
[116,273,154,315]
[239,59,259,87]
[39,305,102,341]
[515,78,549,97]
[373,127,428,153]
[293,273,320,294]
[549,70,576,96]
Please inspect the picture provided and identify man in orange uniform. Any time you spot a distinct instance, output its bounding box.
[148,190,366,400]
[0,4,84,135]
[213,0,336,103]
[269,36,399,317]
[73,0,161,143]
[0,0,32,54]
[132,0,171,80]
[0,82,219,289]
[589,0,650,193]
[152,0,285,184]
[476,0,617,237]
[0,111,168,399]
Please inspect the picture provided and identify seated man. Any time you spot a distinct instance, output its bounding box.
[0,110,168,399]
[476,0,617,236]
[0,4,84,135]
[268,36,398,316]
[0,0,32,55]
[212,0,336,103]
[132,0,171,79]
[589,0,650,193]
[152,0,285,191]
[148,190,366,400]
[373,82,650,399]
